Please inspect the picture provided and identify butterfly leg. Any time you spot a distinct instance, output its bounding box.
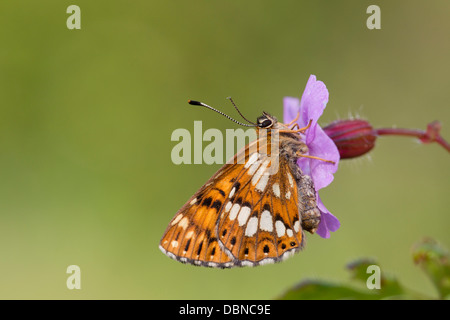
[280,119,313,134]
[285,112,300,127]
[296,152,335,164]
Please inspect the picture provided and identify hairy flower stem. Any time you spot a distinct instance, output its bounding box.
[375,121,450,153]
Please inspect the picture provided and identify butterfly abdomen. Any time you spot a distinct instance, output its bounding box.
[277,132,321,234]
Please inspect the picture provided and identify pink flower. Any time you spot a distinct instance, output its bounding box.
[283,75,340,238]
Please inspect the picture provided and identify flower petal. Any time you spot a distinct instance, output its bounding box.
[283,75,341,238]
[299,124,340,191]
[315,194,340,239]
[283,97,300,124]
[298,75,329,144]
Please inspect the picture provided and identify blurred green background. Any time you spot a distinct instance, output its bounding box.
[0,1,449,299]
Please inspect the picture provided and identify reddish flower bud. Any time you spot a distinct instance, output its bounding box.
[323,119,377,159]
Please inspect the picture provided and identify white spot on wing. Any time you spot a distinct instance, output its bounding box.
[293,220,300,233]
[229,204,240,220]
[259,258,275,265]
[248,159,262,175]
[185,230,194,239]
[275,220,286,237]
[225,201,232,212]
[287,172,294,188]
[245,216,258,236]
[255,174,269,192]
[171,214,183,226]
[167,252,176,260]
[251,159,270,186]
[281,249,296,261]
[272,183,280,198]
[259,210,273,232]
[238,206,251,226]
[286,229,293,237]
[229,187,236,199]
[178,217,189,230]
[244,153,259,169]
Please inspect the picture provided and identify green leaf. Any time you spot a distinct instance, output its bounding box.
[346,258,405,298]
[278,238,449,300]
[412,238,450,299]
[278,258,409,300]
[278,279,378,300]
[346,258,378,282]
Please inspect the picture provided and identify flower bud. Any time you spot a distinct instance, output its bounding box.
[323,119,377,159]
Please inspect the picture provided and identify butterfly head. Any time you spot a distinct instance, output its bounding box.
[256,112,276,129]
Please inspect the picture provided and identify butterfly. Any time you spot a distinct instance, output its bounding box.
[159,98,334,268]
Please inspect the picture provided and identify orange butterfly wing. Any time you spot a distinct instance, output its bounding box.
[216,154,304,266]
[160,124,320,268]
[159,162,244,267]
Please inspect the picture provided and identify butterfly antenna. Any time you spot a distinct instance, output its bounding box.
[226,97,257,125]
[188,100,257,127]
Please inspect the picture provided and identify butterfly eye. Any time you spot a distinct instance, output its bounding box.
[257,117,273,128]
